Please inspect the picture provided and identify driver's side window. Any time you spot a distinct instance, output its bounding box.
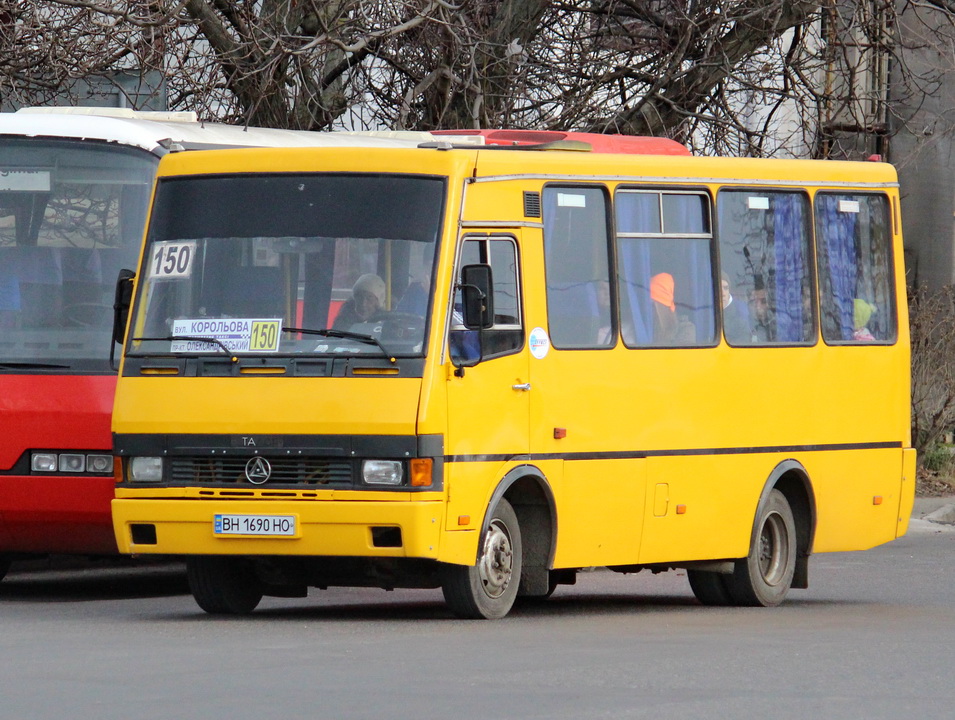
[451,236,523,362]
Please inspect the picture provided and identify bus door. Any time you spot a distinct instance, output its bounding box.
[445,233,530,519]
[528,185,646,568]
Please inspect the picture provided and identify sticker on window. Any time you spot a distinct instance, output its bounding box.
[0,169,51,192]
[747,196,770,210]
[557,193,587,208]
[149,241,197,279]
[838,200,861,214]
[171,318,281,353]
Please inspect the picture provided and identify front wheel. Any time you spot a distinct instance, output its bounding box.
[442,499,522,619]
[726,489,797,607]
[186,556,263,615]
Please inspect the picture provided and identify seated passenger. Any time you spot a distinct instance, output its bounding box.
[650,272,695,345]
[853,298,877,342]
[721,273,753,344]
[750,279,775,342]
[333,274,386,330]
[396,280,428,316]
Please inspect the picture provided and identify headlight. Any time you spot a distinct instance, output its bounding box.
[86,454,113,474]
[362,460,403,486]
[59,454,86,472]
[129,456,163,482]
[31,453,58,472]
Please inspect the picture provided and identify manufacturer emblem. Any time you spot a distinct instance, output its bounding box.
[244,457,272,485]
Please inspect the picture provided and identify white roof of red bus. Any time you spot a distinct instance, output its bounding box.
[1,107,434,155]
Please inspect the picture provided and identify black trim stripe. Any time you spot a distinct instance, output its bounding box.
[445,441,903,464]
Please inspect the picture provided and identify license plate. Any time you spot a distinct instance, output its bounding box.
[214,514,296,537]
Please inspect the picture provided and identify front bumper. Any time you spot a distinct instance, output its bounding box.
[112,495,446,559]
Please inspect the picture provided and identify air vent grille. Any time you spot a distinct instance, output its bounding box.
[523,191,542,218]
[169,457,354,485]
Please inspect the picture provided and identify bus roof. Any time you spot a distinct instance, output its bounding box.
[152,143,898,190]
[1,107,432,155]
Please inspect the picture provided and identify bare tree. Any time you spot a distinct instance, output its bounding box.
[4,1,955,157]
[909,286,955,461]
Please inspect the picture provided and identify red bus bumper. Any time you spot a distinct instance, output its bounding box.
[0,475,117,555]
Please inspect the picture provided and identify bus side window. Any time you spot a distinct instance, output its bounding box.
[815,194,896,344]
[542,186,614,349]
[616,190,716,347]
[450,237,523,363]
[716,190,814,346]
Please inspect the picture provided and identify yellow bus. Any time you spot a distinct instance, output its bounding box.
[110,135,915,618]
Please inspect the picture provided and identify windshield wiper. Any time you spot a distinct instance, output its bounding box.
[282,326,396,363]
[130,335,237,357]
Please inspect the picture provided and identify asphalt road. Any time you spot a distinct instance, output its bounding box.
[1,500,953,720]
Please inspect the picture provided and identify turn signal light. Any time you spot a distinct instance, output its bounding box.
[410,458,433,487]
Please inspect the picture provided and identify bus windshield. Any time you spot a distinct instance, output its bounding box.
[0,139,156,370]
[129,173,445,358]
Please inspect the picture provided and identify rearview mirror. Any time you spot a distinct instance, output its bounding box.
[461,264,494,330]
[112,268,136,346]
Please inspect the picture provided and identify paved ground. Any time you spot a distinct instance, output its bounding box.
[912,494,955,520]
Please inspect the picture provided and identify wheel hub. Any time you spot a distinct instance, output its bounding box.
[478,519,513,599]
[758,512,789,586]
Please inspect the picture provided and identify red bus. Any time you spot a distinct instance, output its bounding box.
[0,108,425,578]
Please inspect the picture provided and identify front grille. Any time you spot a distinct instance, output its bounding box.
[169,457,354,486]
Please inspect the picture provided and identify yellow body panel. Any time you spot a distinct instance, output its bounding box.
[897,448,917,537]
[113,143,913,582]
[113,376,421,436]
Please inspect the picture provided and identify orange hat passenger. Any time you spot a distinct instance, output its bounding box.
[650,272,676,312]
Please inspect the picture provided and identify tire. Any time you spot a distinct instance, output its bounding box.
[186,556,264,615]
[0,555,11,582]
[725,489,797,607]
[442,498,522,619]
[687,569,733,606]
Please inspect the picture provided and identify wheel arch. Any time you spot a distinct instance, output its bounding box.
[480,464,557,594]
[755,459,817,589]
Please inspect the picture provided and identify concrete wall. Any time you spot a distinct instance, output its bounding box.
[890,2,955,290]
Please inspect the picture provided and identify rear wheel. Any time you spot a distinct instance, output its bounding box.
[186,556,263,615]
[725,489,797,607]
[687,569,733,606]
[442,499,522,619]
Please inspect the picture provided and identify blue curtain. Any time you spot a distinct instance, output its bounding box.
[615,194,658,345]
[686,240,714,342]
[817,196,857,340]
[773,194,805,342]
[619,239,653,344]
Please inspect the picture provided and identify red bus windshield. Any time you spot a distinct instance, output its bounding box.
[0,138,156,372]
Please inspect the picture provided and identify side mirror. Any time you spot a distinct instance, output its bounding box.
[110,269,136,370]
[461,264,494,330]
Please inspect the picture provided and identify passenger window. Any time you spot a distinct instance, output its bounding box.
[616,190,716,347]
[542,186,614,349]
[717,190,814,345]
[450,236,523,362]
[815,194,896,344]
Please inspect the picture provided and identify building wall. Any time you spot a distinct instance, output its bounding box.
[890,1,955,290]
[1,71,166,113]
